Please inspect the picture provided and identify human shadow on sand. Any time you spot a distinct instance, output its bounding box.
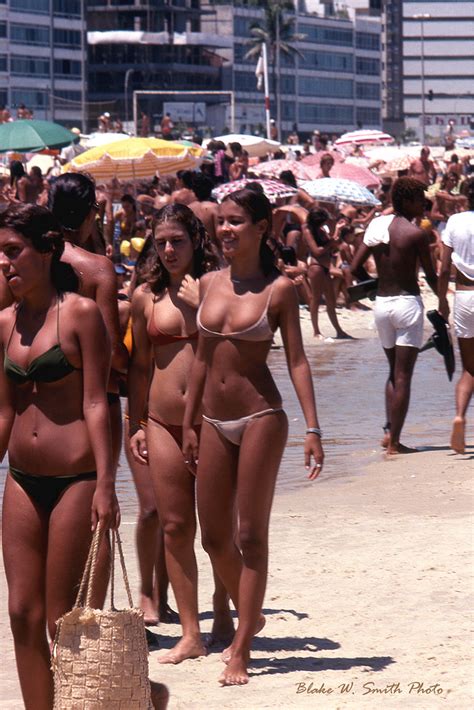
[251,636,340,654]
[250,654,395,677]
[198,607,308,623]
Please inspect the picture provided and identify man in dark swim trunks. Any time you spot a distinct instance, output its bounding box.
[351,177,438,454]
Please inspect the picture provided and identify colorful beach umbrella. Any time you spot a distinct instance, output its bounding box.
[301,150,344,167]
[212,178,297,204]
[210,134,281,158]
[303,162,380,189]
[0,119,78,153]
[334,130,393,147]
[250,159,311,181]
[299,178,381,207]
[63,136,205,180]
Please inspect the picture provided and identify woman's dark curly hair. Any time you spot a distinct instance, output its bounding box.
[223,188,278,277]
[144,203,219,295]
[0,203,79,293]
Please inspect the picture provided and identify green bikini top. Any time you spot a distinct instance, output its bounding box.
[4,299,77,385]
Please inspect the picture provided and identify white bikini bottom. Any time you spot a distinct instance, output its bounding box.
[202,407,284,446]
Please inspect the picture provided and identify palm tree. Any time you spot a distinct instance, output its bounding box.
[244,1,304,139]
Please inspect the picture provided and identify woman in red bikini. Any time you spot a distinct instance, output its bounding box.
[128,204,232,663]
[183,188,324,686]
[0,204,119,710]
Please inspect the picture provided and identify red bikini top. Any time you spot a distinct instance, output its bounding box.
[148,322,198,347]
[148,297,198,347]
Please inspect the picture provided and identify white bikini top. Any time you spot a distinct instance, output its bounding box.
[197,273,275,342]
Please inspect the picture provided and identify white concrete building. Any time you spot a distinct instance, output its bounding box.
[0,0,86,127]
[402,1,474,141]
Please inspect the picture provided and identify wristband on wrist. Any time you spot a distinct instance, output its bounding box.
[306,427,323,437]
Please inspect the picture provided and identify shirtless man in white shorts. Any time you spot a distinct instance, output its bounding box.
[352,177,438,454]
[438,177,474,453]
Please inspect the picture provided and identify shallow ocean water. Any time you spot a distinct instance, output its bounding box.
[0,327,455,516]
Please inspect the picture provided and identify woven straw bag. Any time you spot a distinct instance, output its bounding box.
[52,524,152,709]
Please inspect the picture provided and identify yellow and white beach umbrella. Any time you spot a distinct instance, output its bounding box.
[63,137,205,180]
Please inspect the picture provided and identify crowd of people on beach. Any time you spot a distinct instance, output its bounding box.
[0,134,472,708]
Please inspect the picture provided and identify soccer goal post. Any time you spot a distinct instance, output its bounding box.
[132,90,235,137]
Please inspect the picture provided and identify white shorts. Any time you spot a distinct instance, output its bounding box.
[374,295,424,349]
[453,291,474,339]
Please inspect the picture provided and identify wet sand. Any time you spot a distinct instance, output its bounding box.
[1,290,472,708]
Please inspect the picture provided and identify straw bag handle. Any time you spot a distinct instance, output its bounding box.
[74,523,134,610]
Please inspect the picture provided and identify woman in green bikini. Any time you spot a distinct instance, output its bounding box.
[0,204,119,710]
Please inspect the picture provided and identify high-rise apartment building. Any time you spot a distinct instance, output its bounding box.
[402,1,474,141]
[202,0,383,138]
[86,0,232,131]
[381,0,403,136]
[0,0,86,127]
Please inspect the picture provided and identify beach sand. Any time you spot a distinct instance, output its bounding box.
[1,293,473,708]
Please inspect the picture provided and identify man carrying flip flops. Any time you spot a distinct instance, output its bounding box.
[351,177,438,454]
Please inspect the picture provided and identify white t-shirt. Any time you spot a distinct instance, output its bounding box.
[442,211,474,281]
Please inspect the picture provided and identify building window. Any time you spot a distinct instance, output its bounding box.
[10,24,50,46]
[11,89,48,109]
[280,75,295,93]
[0,55,7,72]
[299,24,353,47]
[234,44,254,65]
[54,58,82,77]
[356,57,380,76]
[356,32,380,51]
[54,0,81,16]
[299,103,354,124]
[235,71,258,92]
[10,0,49,13]
[11,57,50,77]
[234,17,254,37]
[356,82,380,100]
[53,29,81,48]
[299,76,353,98]
[303,51,353,73]
[55,90,82,103]
[0,22,7,39]
[282,101,295,121]
[356,106,380,125]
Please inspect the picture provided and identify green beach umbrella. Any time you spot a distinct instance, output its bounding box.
[0,119,78,153]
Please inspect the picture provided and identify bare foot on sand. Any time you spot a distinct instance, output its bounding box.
[158,636,207,665]
[387,443,418,455]
[141,594,159,626]
[206,609,235,649]
[314,333,324,340]
[381,431,390,449]
[219,653,249,686]
[158,604,180,624]
[150,681,169,710]
[450,417,465,454]
[222,614,265,664]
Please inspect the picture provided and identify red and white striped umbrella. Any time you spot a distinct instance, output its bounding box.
[303,162,381,189]
[249,159,311,181]
[212,178,297,204]
[334,130,394,147]
[301,150,344,167]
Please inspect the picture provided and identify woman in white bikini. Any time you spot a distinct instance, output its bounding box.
[183,188,324,686]
[128,204,232,664]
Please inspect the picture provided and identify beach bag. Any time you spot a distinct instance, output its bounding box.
[52,523,152,709]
